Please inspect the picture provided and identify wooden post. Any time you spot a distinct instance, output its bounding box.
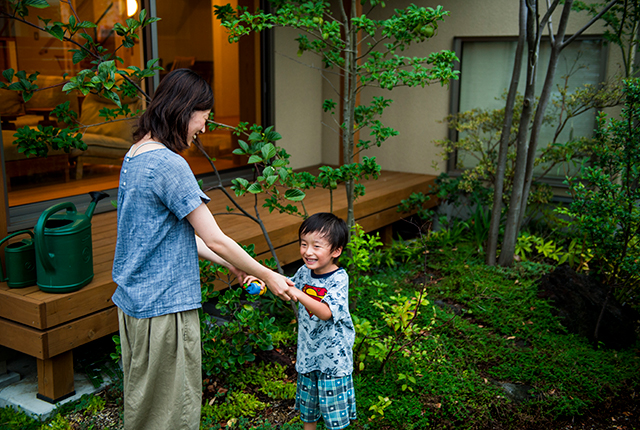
[36,351,76,403]
[380,224,393,245]
[234,0,259,166]
[1,129,9,241]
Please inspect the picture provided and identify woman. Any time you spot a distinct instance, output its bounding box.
[112,68,294,430]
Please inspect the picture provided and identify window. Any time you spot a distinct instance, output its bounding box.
[450,37,607,182]
[1,0,265,230]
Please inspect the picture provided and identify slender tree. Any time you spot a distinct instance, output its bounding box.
[215,0,458,231]
[487,0,618,266]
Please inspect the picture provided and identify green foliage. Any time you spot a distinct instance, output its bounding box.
[397,191,435,222]
[515,232,594,271]
[199,246,282,375]
[11,124,86,158]
[340,224,383,308]
[355,283,436,374]
[201,391,266,424]
[40,414,72,430]
[6,238,639,429]
[226,123,382,217]
[0,406,39,430]
[557,78,640,304]
[214,0,458,230]
[0,1,161,157]
[368,395,392,421]
[434,78,622,213]
[573,0,640,78]
[200,287,278,375]
[74,394,105,415]
[228,362,296,400]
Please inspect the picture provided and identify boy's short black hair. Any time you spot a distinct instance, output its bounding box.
[299,212,348,252]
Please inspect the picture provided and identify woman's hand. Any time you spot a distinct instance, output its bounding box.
[228,266,248,284]
[263,272,296,302]
[242,275,261,286]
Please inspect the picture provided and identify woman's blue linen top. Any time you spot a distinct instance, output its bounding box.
[112,147,210,319]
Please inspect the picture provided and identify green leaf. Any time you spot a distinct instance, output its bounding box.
[24,0,49,8]
[2,68,14,82]
[284,189,305,202]
[260,143,277,160]
[238,139,249,152]
[266,175,278,187]
[48,25,64,41]
[72,49,88,64]
[77,21,97,29]
[247,183,262,194]
[248,154,263,164]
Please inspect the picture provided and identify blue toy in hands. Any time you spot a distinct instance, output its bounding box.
[243,280,266,295]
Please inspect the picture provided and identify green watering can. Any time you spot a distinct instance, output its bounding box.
[35,191,109,293]
[0,229,37,288]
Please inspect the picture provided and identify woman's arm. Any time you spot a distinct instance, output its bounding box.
[195,235,246,282]
[187,203,295,301]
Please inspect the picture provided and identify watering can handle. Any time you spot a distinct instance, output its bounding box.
[0,229,35,282]
[34,202,77,273]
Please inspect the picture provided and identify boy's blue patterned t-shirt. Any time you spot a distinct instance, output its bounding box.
[292,266,355,377]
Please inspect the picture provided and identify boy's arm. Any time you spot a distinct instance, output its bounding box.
[290,288,332,321]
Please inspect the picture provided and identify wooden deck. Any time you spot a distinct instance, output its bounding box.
[0,170,437,402]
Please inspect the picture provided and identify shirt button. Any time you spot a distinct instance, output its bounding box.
[123,169,127,173]
[123,182,126,186]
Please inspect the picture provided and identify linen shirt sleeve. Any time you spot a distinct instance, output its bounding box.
[153,155,210,219]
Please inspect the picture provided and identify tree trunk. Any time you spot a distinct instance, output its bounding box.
[343,0,358,232]
[487,0,528,266]
[498,0,540,266]
[518,0,573,230]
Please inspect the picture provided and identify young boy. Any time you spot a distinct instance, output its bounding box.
[245,212,356,430]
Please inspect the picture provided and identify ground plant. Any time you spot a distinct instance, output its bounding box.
[557,78,640,338]
[1,227,638,429]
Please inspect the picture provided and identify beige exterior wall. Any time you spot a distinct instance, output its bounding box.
[274,27,324,168]
[274,0,622,174]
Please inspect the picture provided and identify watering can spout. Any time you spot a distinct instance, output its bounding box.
[86,191,109,220]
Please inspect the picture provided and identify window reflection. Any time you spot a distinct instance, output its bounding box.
[1,0,249,211]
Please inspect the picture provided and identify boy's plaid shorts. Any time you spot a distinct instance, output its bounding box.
[295,370,357,430]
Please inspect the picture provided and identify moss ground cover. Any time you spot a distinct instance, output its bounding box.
[1,239,638,429]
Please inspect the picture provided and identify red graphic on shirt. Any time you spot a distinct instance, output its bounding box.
[302,284,327,318]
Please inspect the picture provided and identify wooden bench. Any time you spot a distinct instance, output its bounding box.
[0,169,437,402]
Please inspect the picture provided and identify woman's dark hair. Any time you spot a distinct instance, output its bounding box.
[133,68,213,153]
[299,212,349,253]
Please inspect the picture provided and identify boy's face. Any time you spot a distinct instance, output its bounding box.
[299,231,342,275]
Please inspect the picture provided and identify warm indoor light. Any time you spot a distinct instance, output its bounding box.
[126,0,138,17]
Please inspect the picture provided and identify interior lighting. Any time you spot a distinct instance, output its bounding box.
[126,0,138,17]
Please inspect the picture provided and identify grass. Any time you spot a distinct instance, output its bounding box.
[1,239,638,430]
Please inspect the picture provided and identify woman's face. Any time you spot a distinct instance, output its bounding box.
[187,109,211,145]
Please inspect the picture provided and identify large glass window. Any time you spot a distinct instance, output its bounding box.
[451,37,606,180]
[1,0,261,229]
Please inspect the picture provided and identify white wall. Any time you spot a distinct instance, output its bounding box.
[273,0,621,174]
[274,27,324,169]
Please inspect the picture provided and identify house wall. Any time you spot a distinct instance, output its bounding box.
[274,0,622,174]
[274,27,324,168]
